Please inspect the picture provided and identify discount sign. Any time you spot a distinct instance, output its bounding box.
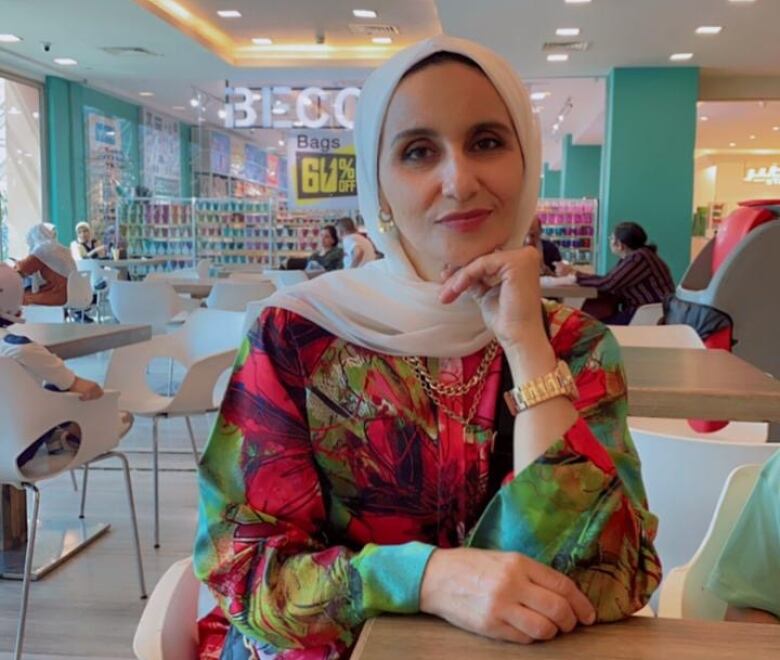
[287,131,358,210]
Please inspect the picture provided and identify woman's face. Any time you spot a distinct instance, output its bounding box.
[321,230,335,250]
[77,226,91,242]
[378,61,525,280]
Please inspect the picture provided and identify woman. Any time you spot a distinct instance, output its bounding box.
[70,221,106,260]
[306,225,343,272]
[557,222,675,325]
[15,223,76,306]
[194,36,660,659]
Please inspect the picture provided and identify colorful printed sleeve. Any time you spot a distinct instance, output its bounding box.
[467,305,662,622]
[193,307,435,655]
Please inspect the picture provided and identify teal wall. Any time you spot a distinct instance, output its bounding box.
[561,134,601,199]
[46,76,192,243]
[540,163,562,199]
[599,67,698,281]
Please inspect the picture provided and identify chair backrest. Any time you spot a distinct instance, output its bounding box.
[631,430,777,575]
[242,299,274,337]
[610,324,704,349]
[263,269,308,288]
[629,303,664,326]
[228,272,272,283]
[174,308,246,360]
[712,202,777,274]
[195,259,212,279]
[66,271,94,309]
[133,556,199,660]
[676,463,763,620]
[0,357,120,485]
[21,305,65,323]
[204,281,276,312]
[108,281,179,330]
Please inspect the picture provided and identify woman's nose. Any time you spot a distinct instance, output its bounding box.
[440,152,479,201]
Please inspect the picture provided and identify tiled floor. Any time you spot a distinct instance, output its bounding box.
[0,352,207,658]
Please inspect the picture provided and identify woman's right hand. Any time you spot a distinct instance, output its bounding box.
[419,548,596,644]
[554,262,576,277]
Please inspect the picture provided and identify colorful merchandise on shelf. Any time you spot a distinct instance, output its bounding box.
[194,199,275,268]
[536,198,598,266]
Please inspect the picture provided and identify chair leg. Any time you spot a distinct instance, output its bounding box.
[79,464,89,519]
[106,450,148,599]
[69,469,78,492]
[185,416,199,464]
[152,416,160,549]
[167,358,174,396]
[14,483,40,660]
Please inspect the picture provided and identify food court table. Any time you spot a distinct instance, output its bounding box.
[0,322,152,580]
[352,615,780,660]
[622,346,780,424]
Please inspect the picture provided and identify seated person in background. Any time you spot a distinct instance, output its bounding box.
[336,216,377,268]
[0,264,121,472]
[70,221,106,260]
[705,450,780,625]
[524,215,561,275]
[557,222,674,325]
[306,225,344,272]
[15,223,76,306]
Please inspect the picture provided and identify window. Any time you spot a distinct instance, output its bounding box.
[0,73,43,261]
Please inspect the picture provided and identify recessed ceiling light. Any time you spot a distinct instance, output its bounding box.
[553,123,560,131]
[749,134,756,140]
[558,114,565,122]
[272,106,287,115]
[565,0,592,4]
[217,10,241,18]
[189,97,200,108]
[372,37,392,44]
[0,34,22,43]
[556,28,581,37]
[773,126,780,132]
[252,92,262,101]
[353,9,378,18]
[218,108,227,120]
[670,53,694,61]
[278,139,285,146]
[729,142,737,147]
[530,91,550,101]
[54,58,78,66]
[696,26,723,35]
[32,111,39,119]
[139,91,154,97]
[729,0,756,3]
[252,37,273,45]
[700,116,709,121]
[533,106,542,114]
[547,53,569,62]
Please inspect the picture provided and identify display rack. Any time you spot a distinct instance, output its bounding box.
[536,198,598,267]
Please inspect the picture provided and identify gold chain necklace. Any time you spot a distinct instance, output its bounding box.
[402,340,501,426]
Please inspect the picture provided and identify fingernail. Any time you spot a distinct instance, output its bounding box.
[585,611,596,625]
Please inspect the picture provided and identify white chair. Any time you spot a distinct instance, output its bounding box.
[228,272,272,283]
[263,269,308,288]
[133,556,199,660]
[631,432,777,577]
[629,303,664,326]
[103,309,245,547]
[21,305,65,323]
[108,280,201,333]
[0,358,146,660]
[657,463,762,620]
[65,270,95,319]
[242,299,275,337]
[204,281,276,312]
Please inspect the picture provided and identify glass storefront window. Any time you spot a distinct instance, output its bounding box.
[0,74,43,261]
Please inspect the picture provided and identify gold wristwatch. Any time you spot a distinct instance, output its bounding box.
[503,360,578,415]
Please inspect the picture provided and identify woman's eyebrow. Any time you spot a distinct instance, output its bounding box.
[471,121,513,135]
[391,127,436,147]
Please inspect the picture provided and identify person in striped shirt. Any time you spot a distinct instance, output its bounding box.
[557,222,675,324]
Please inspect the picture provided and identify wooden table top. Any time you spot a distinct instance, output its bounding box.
[541,284,598,299]
[9,323,152,359]
[622,346,780,423]
[352,615,780,660]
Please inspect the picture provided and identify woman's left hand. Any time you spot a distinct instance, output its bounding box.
[439,247,545,351]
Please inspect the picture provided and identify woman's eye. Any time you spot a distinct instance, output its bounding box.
[402,144,435,161]
[473,136,503,151]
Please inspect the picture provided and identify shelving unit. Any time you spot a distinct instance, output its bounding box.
[536,198,598,267]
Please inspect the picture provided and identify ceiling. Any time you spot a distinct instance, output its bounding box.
[1,0,779,167]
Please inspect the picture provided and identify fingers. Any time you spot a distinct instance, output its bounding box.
[519,584,578,633]
[490,622,534,645]
[501,603,558,641]
[439,253,505,304]
[528,562,596,625]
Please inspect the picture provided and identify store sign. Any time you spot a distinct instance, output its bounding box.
[286,130,358,210]
[744,164,780,186]
[224,86,361,130]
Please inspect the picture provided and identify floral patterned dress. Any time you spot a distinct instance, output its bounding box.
[194,302,661,659]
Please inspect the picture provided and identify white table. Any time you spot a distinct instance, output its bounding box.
[0,322,152,581]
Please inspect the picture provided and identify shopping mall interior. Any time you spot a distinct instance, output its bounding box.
[0,1,779,658]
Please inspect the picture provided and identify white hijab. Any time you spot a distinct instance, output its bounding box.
[26,223,76,278]
[266,35,541,358]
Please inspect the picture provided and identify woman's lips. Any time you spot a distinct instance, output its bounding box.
[435,209,492,233]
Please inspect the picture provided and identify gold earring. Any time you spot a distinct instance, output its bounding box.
[378,209,395,233]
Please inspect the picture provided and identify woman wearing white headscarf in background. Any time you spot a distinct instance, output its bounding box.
[15,223,76,306]
[194,36,660,659]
